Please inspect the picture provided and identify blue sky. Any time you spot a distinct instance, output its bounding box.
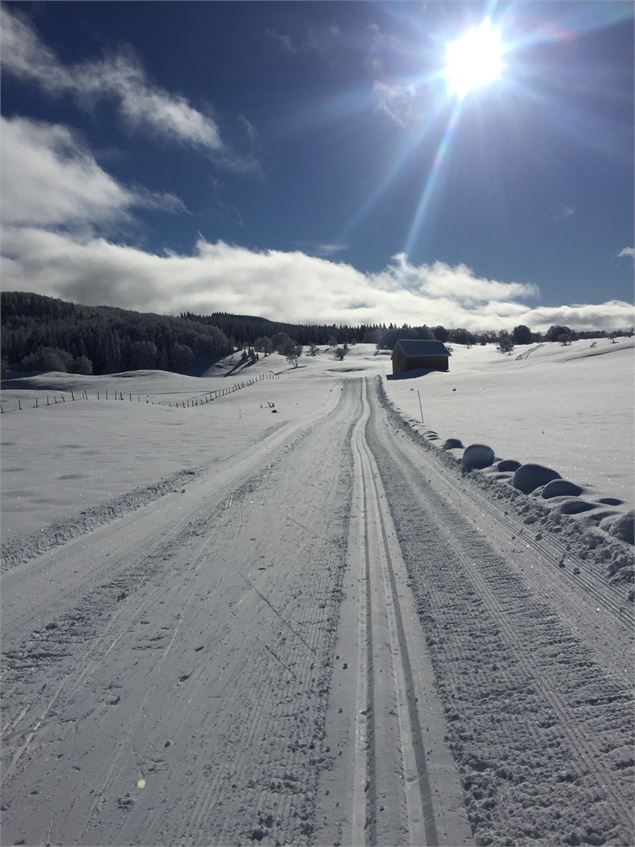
[1,1,633,330]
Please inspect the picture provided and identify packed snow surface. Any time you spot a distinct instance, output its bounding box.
[1,341,633,847]
[384,338,634,506]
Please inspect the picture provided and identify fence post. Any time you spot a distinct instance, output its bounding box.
[18,400,22,410]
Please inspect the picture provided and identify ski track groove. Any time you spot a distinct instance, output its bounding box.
[381,383,633,630]
[1,385,352,846]
[368,378,634,846]
[2,373,633,847]
[343,379,445,846]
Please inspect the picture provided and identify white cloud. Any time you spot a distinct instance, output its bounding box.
[373,80,423,127]
[292,241,351,257]
[0,6,223,152]
[552,203,576,222]
[265,23,340,56]
[0,116,186,229]
[372,253,538,303]
[265,28,297,54]
[3,227,633,332]
[617,247,635,258]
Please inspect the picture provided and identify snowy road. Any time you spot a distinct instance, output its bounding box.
[1,378,633,846]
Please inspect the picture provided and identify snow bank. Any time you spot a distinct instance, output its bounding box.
[384,338,634,507]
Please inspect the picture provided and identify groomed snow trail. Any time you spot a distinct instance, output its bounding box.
[364,377,633,847]
[1,375,633,847]
[1,384,354,846]
[315,379,471,847]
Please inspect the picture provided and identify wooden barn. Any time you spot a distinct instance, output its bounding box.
[391,339,451,375]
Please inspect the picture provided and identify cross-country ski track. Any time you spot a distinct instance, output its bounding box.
[1,377,633,847]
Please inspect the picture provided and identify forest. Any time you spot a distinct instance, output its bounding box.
[1,292,628,377]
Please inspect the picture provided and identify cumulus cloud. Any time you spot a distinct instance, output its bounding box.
[0,6,223,152]
[617,247,635,258]
[0,116,185,228]
[373,253,538,303]
[2,226,633,332]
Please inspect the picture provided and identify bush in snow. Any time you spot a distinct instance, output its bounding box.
[70,355,93,375]
[20,346,73,372]
[496,331,514,354]
[512,324,532,345]
[280,339,302,368]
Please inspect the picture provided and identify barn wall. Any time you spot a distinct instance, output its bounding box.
[393,354,448,374]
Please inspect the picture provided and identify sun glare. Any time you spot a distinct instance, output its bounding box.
[445,18,504,99]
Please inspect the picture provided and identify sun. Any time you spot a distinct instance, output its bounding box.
[444,18,504,100]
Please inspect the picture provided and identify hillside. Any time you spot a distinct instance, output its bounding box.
[1,292,233,376]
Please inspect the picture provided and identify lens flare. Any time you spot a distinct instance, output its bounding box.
[445,18,504,99]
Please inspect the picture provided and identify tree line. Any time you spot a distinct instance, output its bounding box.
[2,292,631,377]
[1,292,232,376]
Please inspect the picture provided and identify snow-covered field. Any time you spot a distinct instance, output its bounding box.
[384,337,635,505]
[1,342,633,846]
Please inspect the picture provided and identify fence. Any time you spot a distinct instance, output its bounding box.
[0,372,279,414]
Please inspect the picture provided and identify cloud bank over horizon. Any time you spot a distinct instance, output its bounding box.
[1,82,632,333]
[3,227,633,333]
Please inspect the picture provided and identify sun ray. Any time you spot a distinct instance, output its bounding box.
[402,99,462,259]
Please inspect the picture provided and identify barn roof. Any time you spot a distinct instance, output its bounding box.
[392,339,451,358]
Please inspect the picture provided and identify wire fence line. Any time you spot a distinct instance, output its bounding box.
[0,372,279,414]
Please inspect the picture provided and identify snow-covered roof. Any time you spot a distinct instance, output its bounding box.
[392,339,451,358]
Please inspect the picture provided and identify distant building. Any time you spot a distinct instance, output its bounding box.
[391,339,451,375]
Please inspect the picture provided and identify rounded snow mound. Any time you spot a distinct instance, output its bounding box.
[558,499,597,515]
[497,459,521,472]
[608,511,634,545]
[542,479,583,499]
[512,464,561,494]
[442,438,463,450]
[462,444,495,471]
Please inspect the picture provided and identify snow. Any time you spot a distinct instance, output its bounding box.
[383,337,635,506]
[1,357,342,543]
[1,342,633,846]
[2,340,633,546]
